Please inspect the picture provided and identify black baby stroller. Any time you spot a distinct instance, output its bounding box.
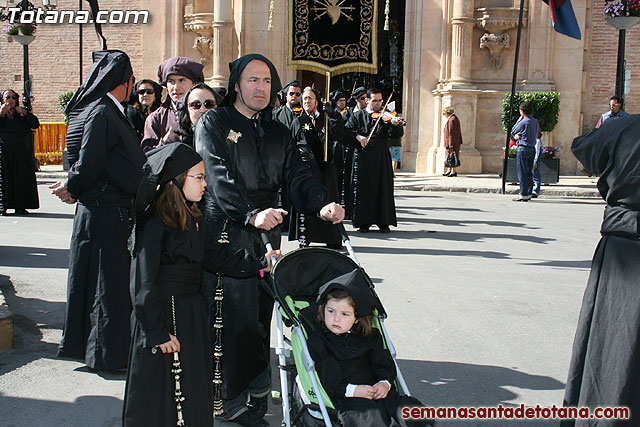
[262,225,412,427]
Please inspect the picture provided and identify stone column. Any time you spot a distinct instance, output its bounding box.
[449,0,475,85]
[211,0,234,89]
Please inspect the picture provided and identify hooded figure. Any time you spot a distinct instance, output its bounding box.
[56,50,147,371]
[141,57,205,152]
[123,143,268,427]
[126,79,163,142]
[195,53,343,425]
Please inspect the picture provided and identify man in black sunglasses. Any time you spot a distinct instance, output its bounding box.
[272,79,302,129]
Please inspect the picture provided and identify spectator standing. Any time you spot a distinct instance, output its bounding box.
[530,131,543,198]
[141,57,205,152]
[175,83,222,147]
[510,101,540,202]
[0,89,40,215]
[442,106,462,177]
[595,96,629,129]
[50,50,146,371]
[126,79,162,142]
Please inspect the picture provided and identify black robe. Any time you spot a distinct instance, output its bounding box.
[334,108,354,217]
[195,105,328,402]
[0,112,40,210]
[308,325,427,427]
[272,105,300,129]
[289,110,344,246]
[57,96,146,370]
[345,110,402,228]
[562,115,640,426]
[123,216,266,427]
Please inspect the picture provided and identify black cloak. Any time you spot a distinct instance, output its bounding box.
[562,115,640,427]
[123,143,267,427]
[57,50,146,371]
[196,54,328,416]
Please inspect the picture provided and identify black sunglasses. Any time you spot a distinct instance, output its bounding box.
[288,92,301,96]
[188,99,216,110]
[358,96,367,100]
[5,95,18,100]
[138,89,155,95]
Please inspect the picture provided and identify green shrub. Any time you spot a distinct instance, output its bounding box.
[58,91,74,125]
[502,91,560,133]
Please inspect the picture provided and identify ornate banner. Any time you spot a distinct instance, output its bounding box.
[288,0,379,75]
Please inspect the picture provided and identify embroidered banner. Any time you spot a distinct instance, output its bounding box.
[288,0,379,75]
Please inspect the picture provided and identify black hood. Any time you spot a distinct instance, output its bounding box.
[65,50,133,113]
[316,269,378,317]
[128,79,163,106]
[222,53,282,112]
[133,143,202,219]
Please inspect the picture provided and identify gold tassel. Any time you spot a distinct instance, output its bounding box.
[384,0,390,31]
[268,0,276,31]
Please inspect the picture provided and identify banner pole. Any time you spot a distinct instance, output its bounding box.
[324,71,331,162]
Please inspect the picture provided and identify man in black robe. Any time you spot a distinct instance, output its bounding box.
[50,50,146,371]
[345,88,402,233]
[195,54,344,426]
[562,115,640,426]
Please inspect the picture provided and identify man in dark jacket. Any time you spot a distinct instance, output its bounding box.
[196,54,344,426]
[50,50,147,371]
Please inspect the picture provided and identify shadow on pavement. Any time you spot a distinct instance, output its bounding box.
[0,274,65,376]
[350,246,511,260]
[353,229,555,245]
[0,393,123,427]
[0,246,69,269]
[396,216,540,230]
[522,259,592,269]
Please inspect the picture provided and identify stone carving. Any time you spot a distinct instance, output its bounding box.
[475,7,524,70]
[480,32,509,69]
[184,13,214,69]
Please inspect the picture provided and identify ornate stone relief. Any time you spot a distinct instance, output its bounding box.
[475,7,526,69]
[184,13,214,68]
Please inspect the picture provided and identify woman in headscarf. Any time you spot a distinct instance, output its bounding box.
[442,106,462,177]
[0,89,40,215]
[126,79,162,142]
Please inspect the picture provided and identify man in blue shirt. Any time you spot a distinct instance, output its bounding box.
[510,101,540,202]
[595,96,630,129]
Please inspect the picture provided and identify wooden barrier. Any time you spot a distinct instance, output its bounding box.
[34,122,67,165]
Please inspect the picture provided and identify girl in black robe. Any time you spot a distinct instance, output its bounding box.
[561,115,640,426]
[309,270,430,427]
[0,89,40,215]
[123,143,277,427]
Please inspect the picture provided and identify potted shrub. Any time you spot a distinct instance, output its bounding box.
[4,23,37,45]
[501,91,561,184]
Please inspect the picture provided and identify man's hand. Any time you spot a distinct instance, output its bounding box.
[319,202,345,224]
[357,134,368,148]
[0,103,9,117]
[513,134,521,141]
[15,106,28,116]
[157,334,180,354]
[250,208,288,230]
[372,381,391,400]
[390,117,400,126]
[353,385,375,400]
[49,181,76,204]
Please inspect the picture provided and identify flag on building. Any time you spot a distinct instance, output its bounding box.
[288,0,379,75]
[542,0,582,40]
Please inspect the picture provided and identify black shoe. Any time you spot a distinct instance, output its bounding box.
[248,395,268,420]
[15,209,28,214]
[378,225,391,233]
[358,226,370,233]
[532,193,539,198]
[448,173,457,177]
[442,172,450,176]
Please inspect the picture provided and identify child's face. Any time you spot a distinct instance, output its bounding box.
[324,297,356,335]
[182,161,206,202]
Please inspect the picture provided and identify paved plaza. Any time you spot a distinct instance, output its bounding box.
[0,178,605,426]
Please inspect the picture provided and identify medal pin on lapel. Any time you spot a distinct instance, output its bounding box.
[227,129,242,143]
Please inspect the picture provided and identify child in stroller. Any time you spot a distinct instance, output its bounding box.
[308,269,432,427]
